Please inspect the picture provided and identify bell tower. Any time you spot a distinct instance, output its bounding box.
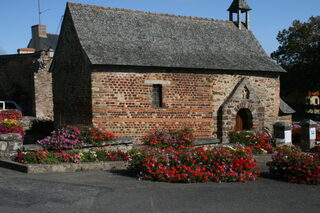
[228,0,252,30]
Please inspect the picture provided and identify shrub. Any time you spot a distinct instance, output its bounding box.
[0,119,24,136]
[15,149,128,164]
[16,150,60,164]
[228,131,255,145]
[129,146,259,183]
[55,151,82,163]
[267,146,320,184]
[38,126,84,150]
[143,127,194,148]
[0,110,22,121]
[75,125,117,145]
[229,131,274,154]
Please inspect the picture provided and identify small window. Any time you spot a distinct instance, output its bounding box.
[0,102,3,109]
[152,84,163,108]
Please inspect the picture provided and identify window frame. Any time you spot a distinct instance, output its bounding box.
[152,84,163,108]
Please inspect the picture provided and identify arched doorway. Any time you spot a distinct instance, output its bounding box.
[234,108,253,131]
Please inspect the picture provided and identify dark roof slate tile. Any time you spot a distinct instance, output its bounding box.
[228,0,252,12]
[28,34,59,51]
[280,98,296,114]
[66,2,284,72]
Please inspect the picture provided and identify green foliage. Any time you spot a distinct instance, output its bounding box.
[271,16,320,100]
[228,131,274,154]
[143,127,194,148]
[268,146,320,184]
[73,125,117,146]
[228,131,255,145]
[15,149,128,164]
[128,146,260,183]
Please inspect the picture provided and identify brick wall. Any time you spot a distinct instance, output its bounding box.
[91,66,280,142]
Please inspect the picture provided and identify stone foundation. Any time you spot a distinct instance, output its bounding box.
[0,134,23,160]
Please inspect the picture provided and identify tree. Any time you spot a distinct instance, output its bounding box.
[271,16,320,112]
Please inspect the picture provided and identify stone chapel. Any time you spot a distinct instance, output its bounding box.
[52,0,292,143]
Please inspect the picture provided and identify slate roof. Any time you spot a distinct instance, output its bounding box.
[28,33,59,51]
[280,98,296,114]
[228,0,252,13]
[66,2,285,72]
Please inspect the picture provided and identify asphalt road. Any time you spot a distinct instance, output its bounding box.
[0,164,319,213]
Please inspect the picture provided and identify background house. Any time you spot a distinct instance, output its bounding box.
[52,1,289,142]
[0,24,58,119]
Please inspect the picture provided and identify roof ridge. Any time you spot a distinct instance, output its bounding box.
[47,33,59,36]
[67,2,233,24]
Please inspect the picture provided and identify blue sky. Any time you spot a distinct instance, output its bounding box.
[0,0,319,55]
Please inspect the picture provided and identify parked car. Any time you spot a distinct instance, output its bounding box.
[0,101,23,113]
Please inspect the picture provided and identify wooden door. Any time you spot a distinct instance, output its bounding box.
[235,114,243,131]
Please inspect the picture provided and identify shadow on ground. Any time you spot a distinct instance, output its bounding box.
[110,169,137,179]
[23,120,54,144]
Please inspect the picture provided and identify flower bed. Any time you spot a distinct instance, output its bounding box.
[143,127,194,148]
[38,125,117,150]
[228,131,274,154]
[0,110,22,121]
[0,119,24,136]
[129,146,259,183]
[15,149,129,164]
[267,146,320,184]
[12,125,126,164]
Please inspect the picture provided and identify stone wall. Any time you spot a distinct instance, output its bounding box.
[90,66,280,142]
[278,115,292,124]
[0,134,23,160]
[34,52,53,119]
[0,52,53,119]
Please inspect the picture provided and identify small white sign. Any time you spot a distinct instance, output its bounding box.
[285,130,292,143]
[310,128,316,140]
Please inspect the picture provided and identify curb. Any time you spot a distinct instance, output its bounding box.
[0,160,127,174]
[253,154,272,163]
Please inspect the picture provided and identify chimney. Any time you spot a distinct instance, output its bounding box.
[30,25,47,50]
[32,24,47,38]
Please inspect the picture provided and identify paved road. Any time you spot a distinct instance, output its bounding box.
[0,164,319,213]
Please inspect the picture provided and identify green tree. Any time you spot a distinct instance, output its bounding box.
[271,16,320,111]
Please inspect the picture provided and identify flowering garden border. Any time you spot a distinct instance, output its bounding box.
[267,146,320,185]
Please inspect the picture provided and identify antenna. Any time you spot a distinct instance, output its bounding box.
[38,0,50,24]
[55,15,64,34]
